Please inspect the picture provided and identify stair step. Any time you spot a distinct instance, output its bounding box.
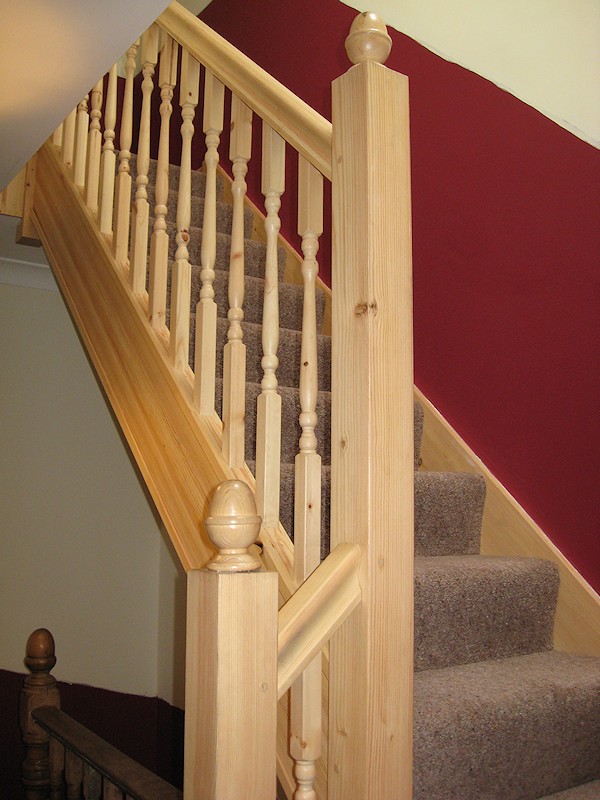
[147,184,254,238]
[414,471,485,556]
[414,555,559,670]
[539,780,600,799]
[130,154,215,197]
[414,650,600,800]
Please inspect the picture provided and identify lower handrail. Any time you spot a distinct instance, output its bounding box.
[32,706,182,800]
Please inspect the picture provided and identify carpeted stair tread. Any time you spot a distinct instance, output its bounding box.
[414,650,600,800]
[162,220,286,281]
[147,184,254,238]
[414,555,559,670]
[195,317,331,391]
[414,471,485,555]
[215,378,332,465]
[130,154,217,197]
[539,781,600,799]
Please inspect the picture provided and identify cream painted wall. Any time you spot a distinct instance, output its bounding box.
[341,0,600,147]
[0,279,185,700]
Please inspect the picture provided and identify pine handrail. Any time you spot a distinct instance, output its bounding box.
[157,1,332,179]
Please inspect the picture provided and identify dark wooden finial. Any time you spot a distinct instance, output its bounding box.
[25,629,57,679]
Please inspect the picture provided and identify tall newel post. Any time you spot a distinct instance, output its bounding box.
[184,481,278,799]
[20,629,61,800]
[329,12,414,800]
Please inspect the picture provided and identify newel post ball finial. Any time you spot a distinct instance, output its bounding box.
[25,628,56,679]
[345,11,392,65]
[204,480,262,572]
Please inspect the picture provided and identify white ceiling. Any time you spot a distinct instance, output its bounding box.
[0,0,174,192]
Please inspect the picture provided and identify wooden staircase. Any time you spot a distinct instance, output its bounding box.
[4,3,600,798]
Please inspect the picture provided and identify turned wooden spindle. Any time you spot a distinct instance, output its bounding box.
[289,155,323,800]
[193,70,224,413]
[170,49,199,371]
[48,738,65,800]
[20,629,60,800]
[113,40,139,266]
[73,94,89,189]
[85,79,103,212]
[52,123,63,148]
[222,94,252,467]
[65,750,83,800]
[61,108,76,168]
[149,34,179,330]
[82,763,101,800]
[255,122,285,529]
[98,64,118,235]
[185,481,277,798]
[130,25,159,293]
[204,480,262,573]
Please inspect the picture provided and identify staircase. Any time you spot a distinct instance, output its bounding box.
[8,3,600,798]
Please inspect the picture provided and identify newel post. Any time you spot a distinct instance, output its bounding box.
[184,481,278,799]
[20,628,61,799]
[329,12,414,800]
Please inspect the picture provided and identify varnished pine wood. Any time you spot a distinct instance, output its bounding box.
[222,95,252,467]
[186,486,276,799]
[0,164,25,216]
[290,155,324,800]
[73,94,89,189]
[170,49,199,371]
[157,3,332,179]
[85,80,103,213]
[149,35,178,331]
[329,30,414,799]
[416,387,600,656]
[278,544,361,698]
[113,43,138,265]
[32,141,231,571]
[16,157,41,246]
[52,123,63,148]
[98,65,118,235]
[255,123,285,528]
[194,70,224,413]
[130,26,158,292]
[61,108,76,168]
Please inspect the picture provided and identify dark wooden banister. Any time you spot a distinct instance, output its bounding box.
[32,706,182,800]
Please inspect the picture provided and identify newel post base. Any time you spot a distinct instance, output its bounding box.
[20,628,61,800]
[184,481,278,799]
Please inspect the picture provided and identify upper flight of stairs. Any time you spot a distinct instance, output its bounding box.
[134,155,600,799]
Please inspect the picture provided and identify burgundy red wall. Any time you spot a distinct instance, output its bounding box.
[199,0,600,590]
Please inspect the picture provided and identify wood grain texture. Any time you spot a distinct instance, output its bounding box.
[113,44,137,265]
[0,164,25,215]
[416,387,600,656]
[16,156,41,246]
[32,141,232,572]
[157,2,332,179]
[185,569,278,799]
[329,60,414,800]
[85,80,103,214]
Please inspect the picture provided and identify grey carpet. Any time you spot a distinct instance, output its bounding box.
[140,157,600,799]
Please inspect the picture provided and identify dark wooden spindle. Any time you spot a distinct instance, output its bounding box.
[20,628,61,800]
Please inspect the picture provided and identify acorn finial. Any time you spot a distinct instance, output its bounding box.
[204,480,262,572]
[345,11,392,65]
[24,629,56,676]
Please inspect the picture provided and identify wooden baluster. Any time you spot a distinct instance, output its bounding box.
[130,25,159,292]
[255,123,284,528]
[329,14,414,799]
[193,71,224,412]
[289,155,324,800]
[222,94,252,466]
[149,34,179,330]
[20,628,60,800]
[62,108,76,168]
[85,79,104,213]
[65,750,83,800]
[49,738,65,799]
[73,94,89,188]
[98,64,118,235]
[184,481,277,798]
[52,123,63,148]
[82,763,101,800]
[103,782,122,800]
[113,41,139,266]
[170,50,199,370]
